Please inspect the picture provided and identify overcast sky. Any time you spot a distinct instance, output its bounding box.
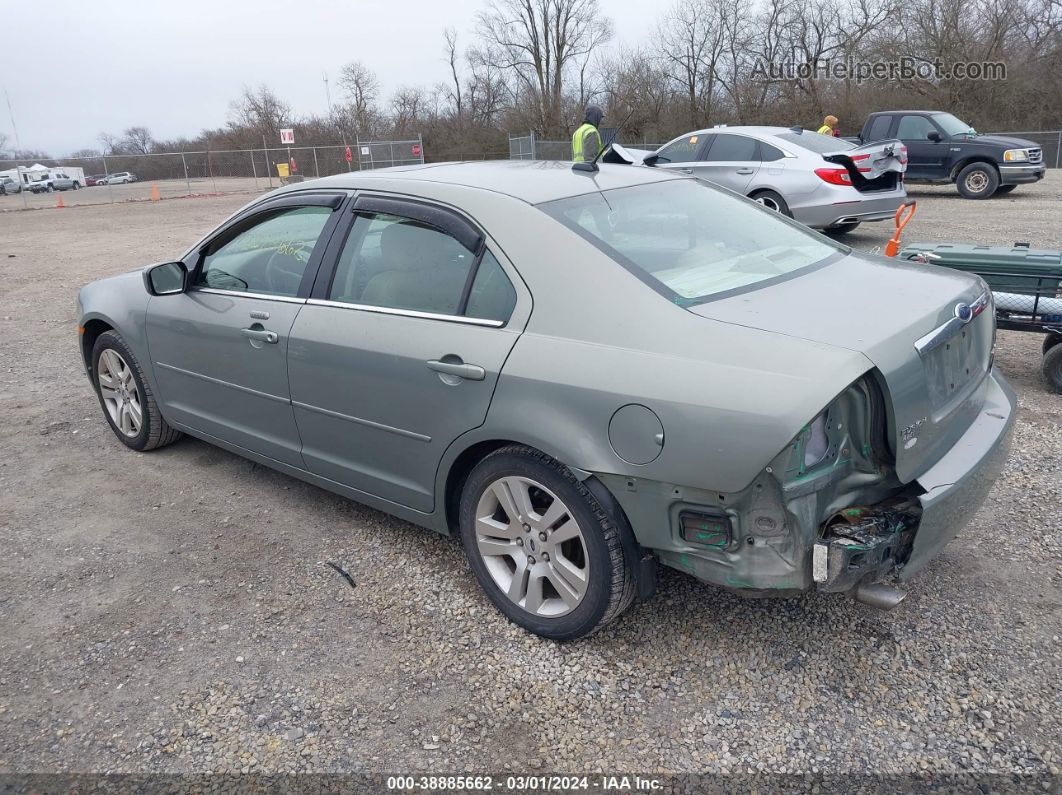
[2,0,647,156]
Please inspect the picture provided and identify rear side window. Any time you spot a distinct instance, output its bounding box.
[865,115,892,141]
[655,134,703,164]
[329,212,516,322]
[760,143,785,161]
[775,131,852,153]
[704,134,759,162]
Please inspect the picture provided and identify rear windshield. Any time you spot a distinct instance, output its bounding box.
[776,130,853,153]
[542,179,843,304]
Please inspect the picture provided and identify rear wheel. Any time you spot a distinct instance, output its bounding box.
[459,445,636,640]
[1043,344,1062,393]
[92,331,182,451]
[956,163,999,199]
[1044,332,1062,355]
[750,190,792,217]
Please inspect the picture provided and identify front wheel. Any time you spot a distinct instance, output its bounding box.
[956,163,1000,199]
[92,331,182,451]
[459,446,636,640]
[750,189,792,217]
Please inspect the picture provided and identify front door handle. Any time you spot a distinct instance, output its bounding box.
[241,327,278,344]
[426,359,485,381]
[736,168,755,175]
[681,168,693,174]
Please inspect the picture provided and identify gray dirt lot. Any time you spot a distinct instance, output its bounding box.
[0,176,1060,777]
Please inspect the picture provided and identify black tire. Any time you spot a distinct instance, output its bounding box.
[825,221,861,236]
[1043,344,1062,393]
[1043,332,1062,355]
[72,182,80,190]
[459,445,636,640]
[996,185,1017,195]
[750,189,792,217]
[956,163,1000,199]
[91,330,182,451]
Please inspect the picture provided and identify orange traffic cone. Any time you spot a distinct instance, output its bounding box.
[150,182,160,202]
[55,193,65,209]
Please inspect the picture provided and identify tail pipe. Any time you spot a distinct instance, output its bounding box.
[852,581,907,610]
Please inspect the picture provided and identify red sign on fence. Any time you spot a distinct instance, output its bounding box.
[411,143,422,157]
[344,145,352,163]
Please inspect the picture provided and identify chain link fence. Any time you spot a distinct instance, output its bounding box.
[0,138,425,210]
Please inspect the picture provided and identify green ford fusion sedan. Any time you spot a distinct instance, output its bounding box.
[77,161,1015,640]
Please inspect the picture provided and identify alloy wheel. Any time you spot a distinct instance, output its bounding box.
[474,476,590,618]
[97,349,143,437]
[755,195,781,212]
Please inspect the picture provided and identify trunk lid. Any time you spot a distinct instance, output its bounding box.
[823,139,907,191]
[690,253,993,484]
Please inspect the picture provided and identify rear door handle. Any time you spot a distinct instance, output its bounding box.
[241,327,278,344]
[681,168,693,174]
[426,359,485,381]
[736,168,755,175]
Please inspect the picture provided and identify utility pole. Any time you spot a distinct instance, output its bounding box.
[4,88,22,151]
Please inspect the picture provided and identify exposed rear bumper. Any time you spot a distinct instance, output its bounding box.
[794,190,907,229]
[999,164,1045,185]
[899,369,1016,580]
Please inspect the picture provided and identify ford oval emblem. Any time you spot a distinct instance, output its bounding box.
[954,303,973,323]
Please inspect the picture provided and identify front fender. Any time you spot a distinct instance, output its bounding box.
[77,269,157,394]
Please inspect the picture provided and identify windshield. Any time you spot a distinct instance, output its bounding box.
[542,180,843,304]
[933,113,976,137]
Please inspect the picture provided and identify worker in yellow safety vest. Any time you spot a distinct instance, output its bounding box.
[572,105,604,162]
[816,115,839,136]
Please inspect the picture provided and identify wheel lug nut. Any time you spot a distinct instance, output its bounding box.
[539,532,547,542]
[527,556,535,565]
[516,538,524,546]
[523,524,531,533]
[542,552,550,562]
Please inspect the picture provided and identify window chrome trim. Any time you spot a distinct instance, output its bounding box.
[191,287,307,304]
[305,298,505,327]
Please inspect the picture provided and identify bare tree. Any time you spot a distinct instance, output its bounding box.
[338,61,382,137]
[229,85,292,140]
[444,28,465,121]
[97,131,122,155]
[122,126,155,154]
[476,0,614,135]
[656,0,727,127]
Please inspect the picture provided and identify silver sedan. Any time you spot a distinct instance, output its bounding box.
[77,161,1013,640]
[630,126,908,234]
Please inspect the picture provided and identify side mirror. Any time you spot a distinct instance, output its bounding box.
[642,153,660,167]
[927,131,942,142]
[144,261,188,296]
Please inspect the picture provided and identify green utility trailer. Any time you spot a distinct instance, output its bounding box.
[898,241,1062,393]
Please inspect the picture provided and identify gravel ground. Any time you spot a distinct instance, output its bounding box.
[0,175,1060,781]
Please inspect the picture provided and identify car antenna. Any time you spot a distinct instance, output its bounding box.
[573,105,637,174]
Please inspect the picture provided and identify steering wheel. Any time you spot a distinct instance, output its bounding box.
[263,245,309,295]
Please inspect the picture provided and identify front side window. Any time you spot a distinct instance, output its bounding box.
[866,115,893,141]
[543,180,842,304]
[195,206,333,297]
[654,134,703,164]
[329,212,516,322]
[932,113,976,137]
[896,116,939,141]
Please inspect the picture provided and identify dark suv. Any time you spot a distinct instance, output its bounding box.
[851,111,1045,199]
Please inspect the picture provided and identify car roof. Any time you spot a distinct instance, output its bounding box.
[295,160,682,205]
